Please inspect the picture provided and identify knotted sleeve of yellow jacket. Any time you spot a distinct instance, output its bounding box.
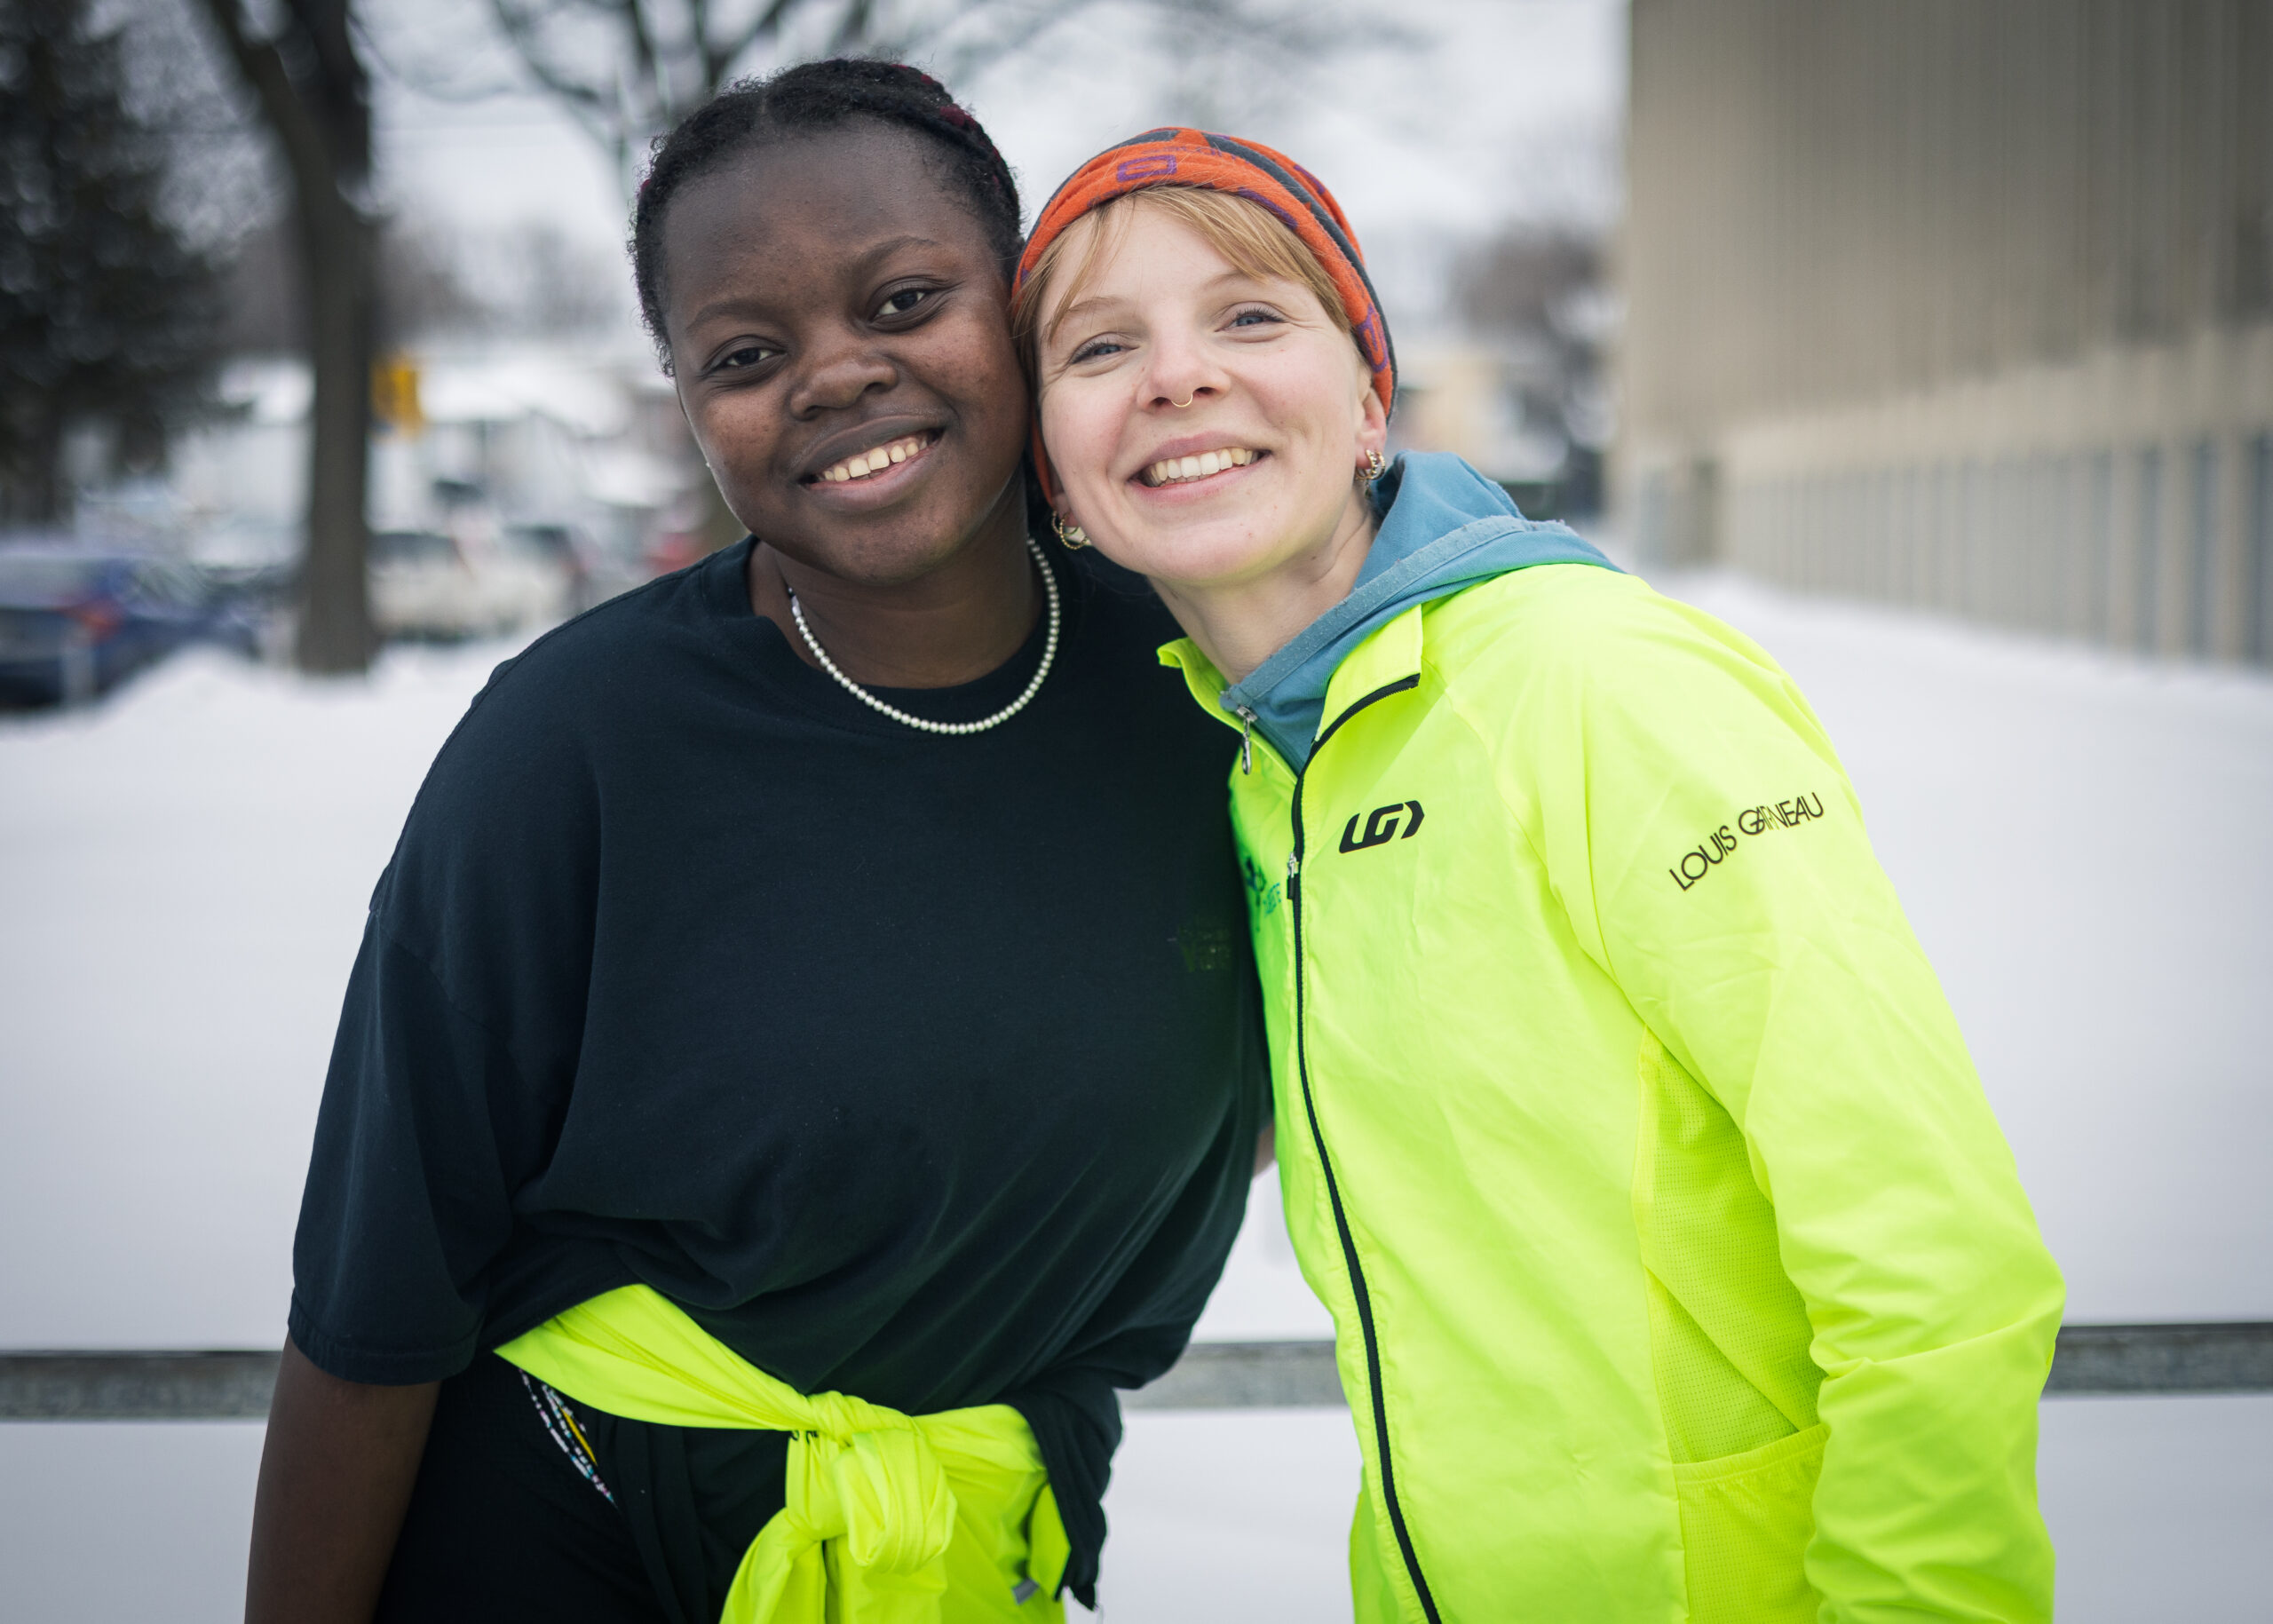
[1470,574,2064,1624]
[497,1287,1065,1624]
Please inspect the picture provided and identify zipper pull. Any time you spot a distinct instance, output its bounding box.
[1287,853,1300,878]
[1236,706,1258,775]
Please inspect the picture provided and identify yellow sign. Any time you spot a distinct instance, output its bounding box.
[371,353,423,434]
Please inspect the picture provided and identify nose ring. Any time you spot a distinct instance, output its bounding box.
[1169,394,1195,408]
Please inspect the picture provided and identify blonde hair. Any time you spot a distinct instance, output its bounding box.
[1011,186,1354,380]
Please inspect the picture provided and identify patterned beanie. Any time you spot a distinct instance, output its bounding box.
[1017,128,1396,503]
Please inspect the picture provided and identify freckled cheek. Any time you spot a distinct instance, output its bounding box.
[1040,394,1117,503]
[692,399,786,480]
[1243,363,1336,442]
[918,318,1026,415]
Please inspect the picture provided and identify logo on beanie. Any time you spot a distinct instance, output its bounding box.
[1115,154,1180,183]
[1353,311,1389,368]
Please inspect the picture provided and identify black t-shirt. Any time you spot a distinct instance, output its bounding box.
[291,538,1266,1594]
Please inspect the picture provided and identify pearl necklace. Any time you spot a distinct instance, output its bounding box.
[787,535,1060,736]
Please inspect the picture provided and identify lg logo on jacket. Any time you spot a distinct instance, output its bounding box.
[1339,800,1425,853]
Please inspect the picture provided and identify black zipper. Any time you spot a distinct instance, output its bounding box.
[1285,673,1440,1622]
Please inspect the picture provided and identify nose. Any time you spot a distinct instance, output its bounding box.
[787,324,897,418]
[1140,327,1226,412]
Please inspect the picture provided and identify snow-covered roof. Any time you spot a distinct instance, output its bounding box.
[416,350,630,437]
[216,358,313,426]
[214,345,645,439]
[578,446,689,510]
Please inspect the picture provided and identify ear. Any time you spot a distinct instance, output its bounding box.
[1356,380,1389,467]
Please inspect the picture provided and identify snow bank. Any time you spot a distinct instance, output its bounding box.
[3,581,2270,1619]
[0,641,530,1349]
[1661,573,2273,1321]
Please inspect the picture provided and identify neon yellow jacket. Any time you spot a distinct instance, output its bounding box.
[498,1287,1068,1624]
[1162,563,2063,1622]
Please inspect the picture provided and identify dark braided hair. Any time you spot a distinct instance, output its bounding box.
[631,59,1023,373]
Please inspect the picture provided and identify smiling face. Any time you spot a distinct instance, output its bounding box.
[1032,197,1387,598]
[660,123,1030,588]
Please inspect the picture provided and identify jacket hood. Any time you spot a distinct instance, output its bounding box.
[1217,451,1616,770]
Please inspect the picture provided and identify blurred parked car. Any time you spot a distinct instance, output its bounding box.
[503,523,602,613]
[0,543,261,709]
[369,527,574,640]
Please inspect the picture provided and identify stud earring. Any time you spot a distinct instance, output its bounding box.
[1053,514,1091,551]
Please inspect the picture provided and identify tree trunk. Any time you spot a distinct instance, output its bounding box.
[190,0,376,675]
[295,186,376,673]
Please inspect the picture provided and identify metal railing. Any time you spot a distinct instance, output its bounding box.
[3,1323,2268,1421]
[0,1351,280,1421]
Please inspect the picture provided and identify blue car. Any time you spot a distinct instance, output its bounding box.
[0,543,264,709]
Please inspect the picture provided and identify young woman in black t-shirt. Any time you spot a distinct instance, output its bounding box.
[246,63,1265,1624]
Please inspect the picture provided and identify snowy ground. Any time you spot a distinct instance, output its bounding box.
[4,573,2269,1620]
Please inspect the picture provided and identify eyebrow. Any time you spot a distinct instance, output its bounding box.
[851,234,947,271]
[682,234,950,331]
[1051,267,1273,339]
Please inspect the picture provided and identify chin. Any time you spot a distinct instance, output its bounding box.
[839,528,980,586]
[1109,523,1286,592]
[764,518,952,587]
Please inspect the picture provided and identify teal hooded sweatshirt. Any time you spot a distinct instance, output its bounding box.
[1216,451,1616,769]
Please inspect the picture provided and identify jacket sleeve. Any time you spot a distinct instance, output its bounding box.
[1493,582,2063,1623]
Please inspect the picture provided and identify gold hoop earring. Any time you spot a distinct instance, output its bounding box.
[1053,514,1091,551]
[1361,448,1388,484]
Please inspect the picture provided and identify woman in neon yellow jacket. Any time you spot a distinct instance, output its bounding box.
[1012,131,2065,1623]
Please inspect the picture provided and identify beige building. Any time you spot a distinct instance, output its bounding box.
[1617,0,2273,663]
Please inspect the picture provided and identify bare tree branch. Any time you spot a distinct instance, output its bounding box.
[912,0,1099,86]
[448,0,1405,200]
[485,0,613,114]
[828,0,879,55]
[192,0,337,206]
[622,0,667,111]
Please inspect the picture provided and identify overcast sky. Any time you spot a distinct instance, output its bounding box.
[363,0,1626,324]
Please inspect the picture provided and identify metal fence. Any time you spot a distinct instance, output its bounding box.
[3,1324,2268,1421]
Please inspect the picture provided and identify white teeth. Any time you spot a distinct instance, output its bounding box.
[1142,447,1258,487]
[819,434,930,485]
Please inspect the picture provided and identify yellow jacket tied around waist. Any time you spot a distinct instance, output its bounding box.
[497,1287,1070,1624]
